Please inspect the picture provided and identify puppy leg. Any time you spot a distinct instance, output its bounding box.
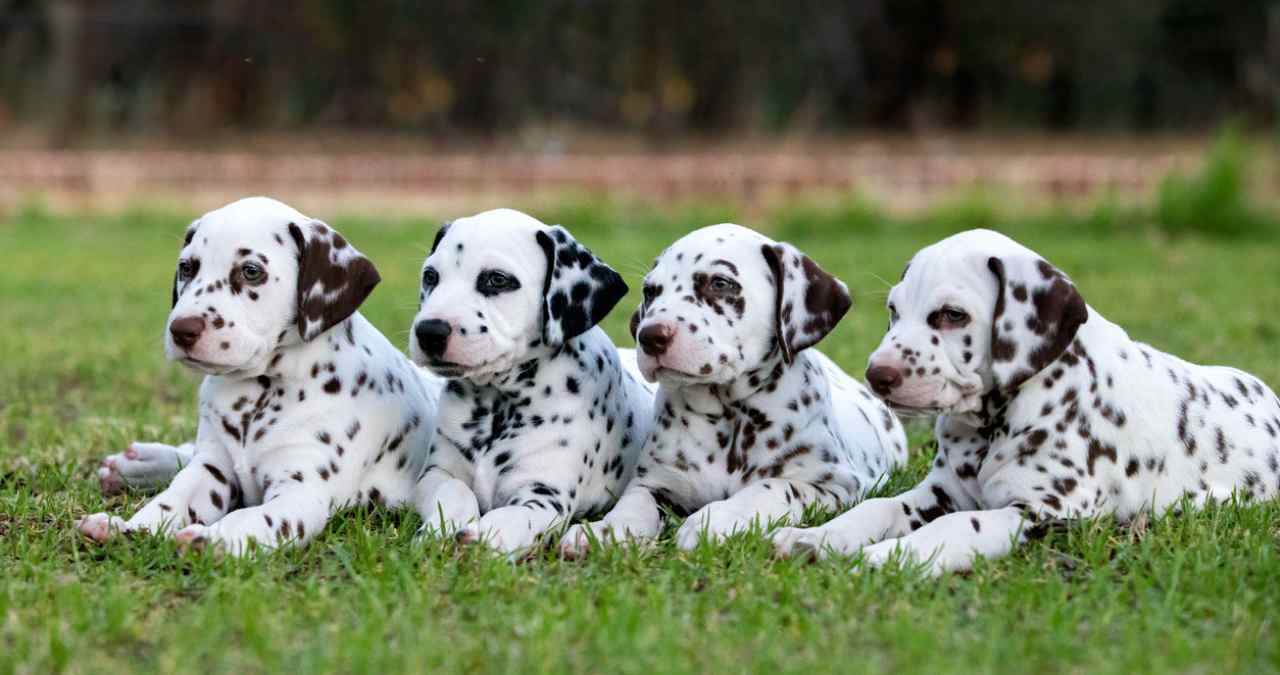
[773,462,975,560]
[559,486,662,558]
[99,441,195,495]
[675,479,842,550]
[458,480,575,555]
[858,506,1030,575]
[174,482,330,555]
[78,449,238,542]
[413,467,480,538]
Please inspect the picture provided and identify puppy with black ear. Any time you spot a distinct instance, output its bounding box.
[560,224,908,555]
[410,208,656,554]
[78,197,444,553]
[775,229,1280,575]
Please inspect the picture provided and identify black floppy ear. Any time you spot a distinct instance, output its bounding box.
[760,242,852,364]
[535,225,628,346]
[172,219,200,308]
[288,219,382,341]
[987,255,1088,393]
[429,221,451,254]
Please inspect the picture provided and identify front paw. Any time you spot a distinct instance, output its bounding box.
[457,507,539,555]
[174,523,212,552]
[559,521,619,559]
[675,504,756,550]
[76,513,130,543]
[772,526,854,561]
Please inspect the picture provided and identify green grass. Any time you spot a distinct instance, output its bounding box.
[2,199,1280,674]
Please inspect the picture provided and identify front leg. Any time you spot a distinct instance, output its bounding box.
[458,480,574,555]
[858,506,1030,575]
[675,479,842,550]
[78,444,238,543]
[559,485,662,558]
[413,465,480,538]
[173,477,331,555]
[98,441,195,496]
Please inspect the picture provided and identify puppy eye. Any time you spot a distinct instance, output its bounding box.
[240,262,266,284]
[643,284,659,302]
[941,307,968,324]
[422,267,439,289]
[177,260,194,281]
[888,303,899,323]
[708,275,740,294]
[477,270,520,295]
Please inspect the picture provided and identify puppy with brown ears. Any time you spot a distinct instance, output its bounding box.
[561,224,907,555]
[78,197,443,553]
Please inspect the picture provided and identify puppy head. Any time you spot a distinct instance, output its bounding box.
[865,229,1087,416]
[631,224,851,386]
[410,209,627,381]
[167,196,379,378]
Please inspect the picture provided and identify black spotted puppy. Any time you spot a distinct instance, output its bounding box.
[78,197,443,553]
[410,208,655,554]
[560,223,908,555]
[775,228,1280,574]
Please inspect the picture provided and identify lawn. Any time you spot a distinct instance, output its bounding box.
[1,199,1278,674]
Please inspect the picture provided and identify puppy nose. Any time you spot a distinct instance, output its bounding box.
[415,319,452,357]
[169,316,206,349]
[865,365,904,396]
[637,323,675,357]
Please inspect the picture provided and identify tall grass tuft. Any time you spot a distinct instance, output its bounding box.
[1156,129,1276,238]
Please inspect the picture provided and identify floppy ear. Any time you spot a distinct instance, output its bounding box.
[760,242,852,364]
[429,221,451,254]
[987,254,1088,393]
[288,219,382,342]
[535,225,629,346]
[172,219,200,308]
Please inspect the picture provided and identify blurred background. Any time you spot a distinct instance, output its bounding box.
[0,0,1278,217]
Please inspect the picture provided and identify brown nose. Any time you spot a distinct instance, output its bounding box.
[865,365,903,396]
[637,323,675,357]
[169,316,206,349]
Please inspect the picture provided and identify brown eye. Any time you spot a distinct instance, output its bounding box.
[177,260,195,281]
[240,262,266,284]
[707,275,740,295]
[941,307,968,324]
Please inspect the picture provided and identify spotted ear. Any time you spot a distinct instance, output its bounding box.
[288,219,382,342]
[535,225,629,346]
[172,219,200,308]
[760,242,852,364]
[987,255,1088,393]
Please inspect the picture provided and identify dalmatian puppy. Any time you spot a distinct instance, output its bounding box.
[409,208,655,554]
[774,228,1280,574]
[77,196,443,553]
[560,224,908,555]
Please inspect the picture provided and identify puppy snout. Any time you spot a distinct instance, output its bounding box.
[865,364,904,397]
[637,323,675,357]
[168,316,206,349]
[415,319,452,357]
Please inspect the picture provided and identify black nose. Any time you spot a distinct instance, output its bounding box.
[865,365,903,396]
[637,323,675,357]
[415,319,452,357]
[169,316,206,349]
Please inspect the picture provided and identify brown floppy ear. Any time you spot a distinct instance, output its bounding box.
[988,255,1088,394]
[288,219,381,341]
[760,242,853,364]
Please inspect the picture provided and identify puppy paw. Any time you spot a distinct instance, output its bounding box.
[76,513,129,543]
[174,523,211,552]
[98,442,186,495]
[559,522,612,559]
[675,503,756,551]
[457,507,540,554]
[772,526,832,561]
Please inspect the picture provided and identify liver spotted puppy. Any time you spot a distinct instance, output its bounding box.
[561,224,908,555]
[774,228,1280,574]
[409,209,655,554]
[78,197,443,553]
